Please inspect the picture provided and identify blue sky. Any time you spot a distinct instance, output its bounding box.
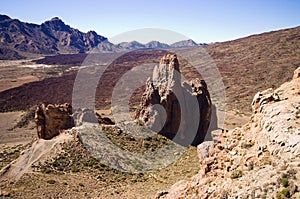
[1,0,299,44]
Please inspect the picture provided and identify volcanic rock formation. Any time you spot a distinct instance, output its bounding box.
[72,108,115,126]
[136,54,211,146]
[35,103,74,139]
[158,67,300,198]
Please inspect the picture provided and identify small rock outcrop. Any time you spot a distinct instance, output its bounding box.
[136,54,211,146]
[72,108,99,126]
[158,67,300,198]
[96,112,115,125]
[293,67,300,79]
[72,108,115,126]
[35,103,74,139]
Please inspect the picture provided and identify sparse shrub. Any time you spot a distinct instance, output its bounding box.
[57,166,64,171]
[51,160,59,167]
[230,170,242,179]
[71,167,80,172]
[47,179,56,184]
[143,142,150,148]
[14,108,36,128]
[241,140,255,148]
[145,136,152,141]
[137,120,144,126]
[44,168,51,174]
[83,157,98,167]
[221,191,229,199]
[281,188,290,198]
[276,192,281,199]
[161,139,168,144]
[282,178,289,187]
[79,183,84,187]
[276,188,290,199]
[0,146,25,170]
[262,157,272,165]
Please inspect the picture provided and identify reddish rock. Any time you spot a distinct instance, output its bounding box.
[35,103,74,139]
[136,54,211,146]
[158,66,300,199]
[96,112,115,125]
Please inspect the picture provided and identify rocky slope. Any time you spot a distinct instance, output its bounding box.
[116,40,203,51]
[158,67,300,198]
[2,25,295,116]
[206,25,300,113]
[0,26,298,124]
[170,39,199,48]
[116,41,147,50]
[0,14,111,55]
[0,14,202,59]
[0,47,25,60]
[144,41,171,49]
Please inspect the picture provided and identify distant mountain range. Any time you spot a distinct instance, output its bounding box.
[0,14,206,59]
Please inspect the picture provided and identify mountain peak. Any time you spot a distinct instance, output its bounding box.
[50,17,61,21]
[45,16,65,24]
[42,16,70,32]
[145,40,169,48]
[0,14,11,21]
[0,14,110,55]
[170,39,198,48]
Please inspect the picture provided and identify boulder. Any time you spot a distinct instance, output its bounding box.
[72,108,115,126]
[197,141,214,160]
[35,103,74,139]
[136,54,211,146]
[251,88,280,113]
[96,112,115,125]
[72,108,99,126]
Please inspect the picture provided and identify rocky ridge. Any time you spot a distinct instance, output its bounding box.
[158,67,300,198]
[0,14,203,59]
[0,15,110,55]
[170,39,200,48]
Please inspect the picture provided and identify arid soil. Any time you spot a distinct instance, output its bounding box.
[0,111,36,146]
[0,26,299,198]
[1,27,299,114]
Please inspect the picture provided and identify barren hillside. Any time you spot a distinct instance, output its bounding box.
[0,26,299,115]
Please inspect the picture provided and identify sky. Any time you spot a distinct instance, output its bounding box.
[1,0,300,44]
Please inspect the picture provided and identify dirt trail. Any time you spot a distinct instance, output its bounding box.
[0,133,73,180]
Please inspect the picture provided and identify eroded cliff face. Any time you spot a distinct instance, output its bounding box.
[34,105,116,140]
[136,54,211,146]
[35,103,74,139]
[158,67,300,198]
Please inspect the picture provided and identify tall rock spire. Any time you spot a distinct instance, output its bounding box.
[136,54,211,146]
